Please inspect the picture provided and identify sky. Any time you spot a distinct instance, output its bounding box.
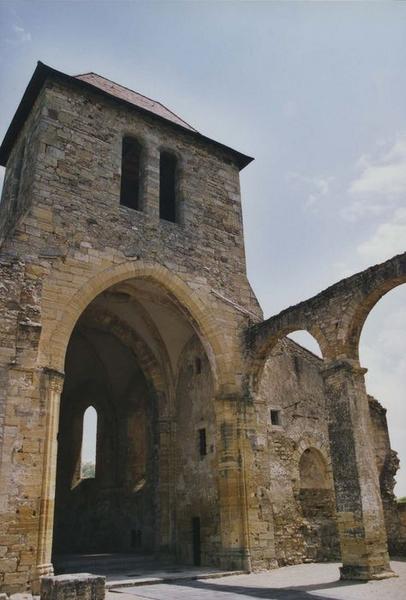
[0,1,405,494]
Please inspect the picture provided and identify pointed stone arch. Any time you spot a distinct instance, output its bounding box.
[38,261,232,394]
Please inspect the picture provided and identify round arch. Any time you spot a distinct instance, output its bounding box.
[38,261,231,393]
[345,264,406,360]
[249,323,330,395]
[291,437,333,495]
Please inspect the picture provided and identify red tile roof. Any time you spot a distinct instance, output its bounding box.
[75,72,198,132]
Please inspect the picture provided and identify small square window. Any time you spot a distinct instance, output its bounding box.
[270,409,281,426]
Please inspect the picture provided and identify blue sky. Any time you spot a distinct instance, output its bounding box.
[0,1,405,494]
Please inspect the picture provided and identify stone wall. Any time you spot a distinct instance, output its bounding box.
[0,71,260,592]
[398,503,406,554]
[244,338,339,569]
[175,335,221,566]
[244,339,402,569]
[368,395,402,554]
[0,77,260,314]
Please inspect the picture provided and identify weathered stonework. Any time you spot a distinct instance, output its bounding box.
[40,574,105,600]
[244,339,340,568]
[0,62,404,593]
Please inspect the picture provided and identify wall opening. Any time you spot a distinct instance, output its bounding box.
[80,406,97,479]
[52,304,158,561]
[287,330,322,358]
[192,517,201,566]
[120,137,142,210]
[198,428,207,457]
[270,409,281,426]
[51,277,219,572]
[159,151,177,222]
[298,448,338,561]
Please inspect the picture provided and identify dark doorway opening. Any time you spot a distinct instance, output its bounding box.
[192,516,201,566]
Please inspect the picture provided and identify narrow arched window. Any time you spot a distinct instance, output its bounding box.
[120,137,142,210]
[81,405,97,479]
[159,151,177,222]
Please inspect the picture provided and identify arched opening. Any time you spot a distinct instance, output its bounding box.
[80,406,97,480]
[250,325,327,398]
[120,136,143,210]
[287,330,322,358]
[358,284,406,554]
[52,277,219,574]
[298,448,338,562]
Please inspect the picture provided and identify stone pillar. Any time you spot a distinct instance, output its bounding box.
[215,394,250,571]
[33,368,64,593]
[322,359,394,580]
[142,144,159,219]
[157,415,175,553]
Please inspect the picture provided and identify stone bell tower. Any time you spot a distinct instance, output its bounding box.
[0,61,262,593]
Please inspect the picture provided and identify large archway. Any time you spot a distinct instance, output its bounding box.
[51,276,220,573]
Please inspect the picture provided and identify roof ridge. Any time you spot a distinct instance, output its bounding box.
[75,71,197,132]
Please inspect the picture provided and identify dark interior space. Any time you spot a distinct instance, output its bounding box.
[52,313,158,561]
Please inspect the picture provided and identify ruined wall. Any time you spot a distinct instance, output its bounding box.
[245,338,402,569]
[245,338,339,569]
[398,503,406,554]
[368,395,402,554]
[174,335,221,566]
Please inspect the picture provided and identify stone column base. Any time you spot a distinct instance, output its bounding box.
[41,573,106,600]
[31,563,54,594]
[340,564,397,581]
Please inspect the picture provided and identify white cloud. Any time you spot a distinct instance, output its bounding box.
[344,134,406,220]
[287,172,333,210]
[357,207,406,263]
[13,25,31,43]
[4,24,32,46]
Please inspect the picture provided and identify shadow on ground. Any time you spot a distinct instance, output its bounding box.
[163,577,365,599]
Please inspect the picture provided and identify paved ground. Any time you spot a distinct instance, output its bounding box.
[53,553,237,586]
[107,560,406,600]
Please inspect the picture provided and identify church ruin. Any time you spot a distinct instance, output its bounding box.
[0,62,405,593]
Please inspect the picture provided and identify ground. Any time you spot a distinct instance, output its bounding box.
[107,561,406,600]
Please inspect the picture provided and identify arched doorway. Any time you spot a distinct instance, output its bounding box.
[51,276,219,572]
